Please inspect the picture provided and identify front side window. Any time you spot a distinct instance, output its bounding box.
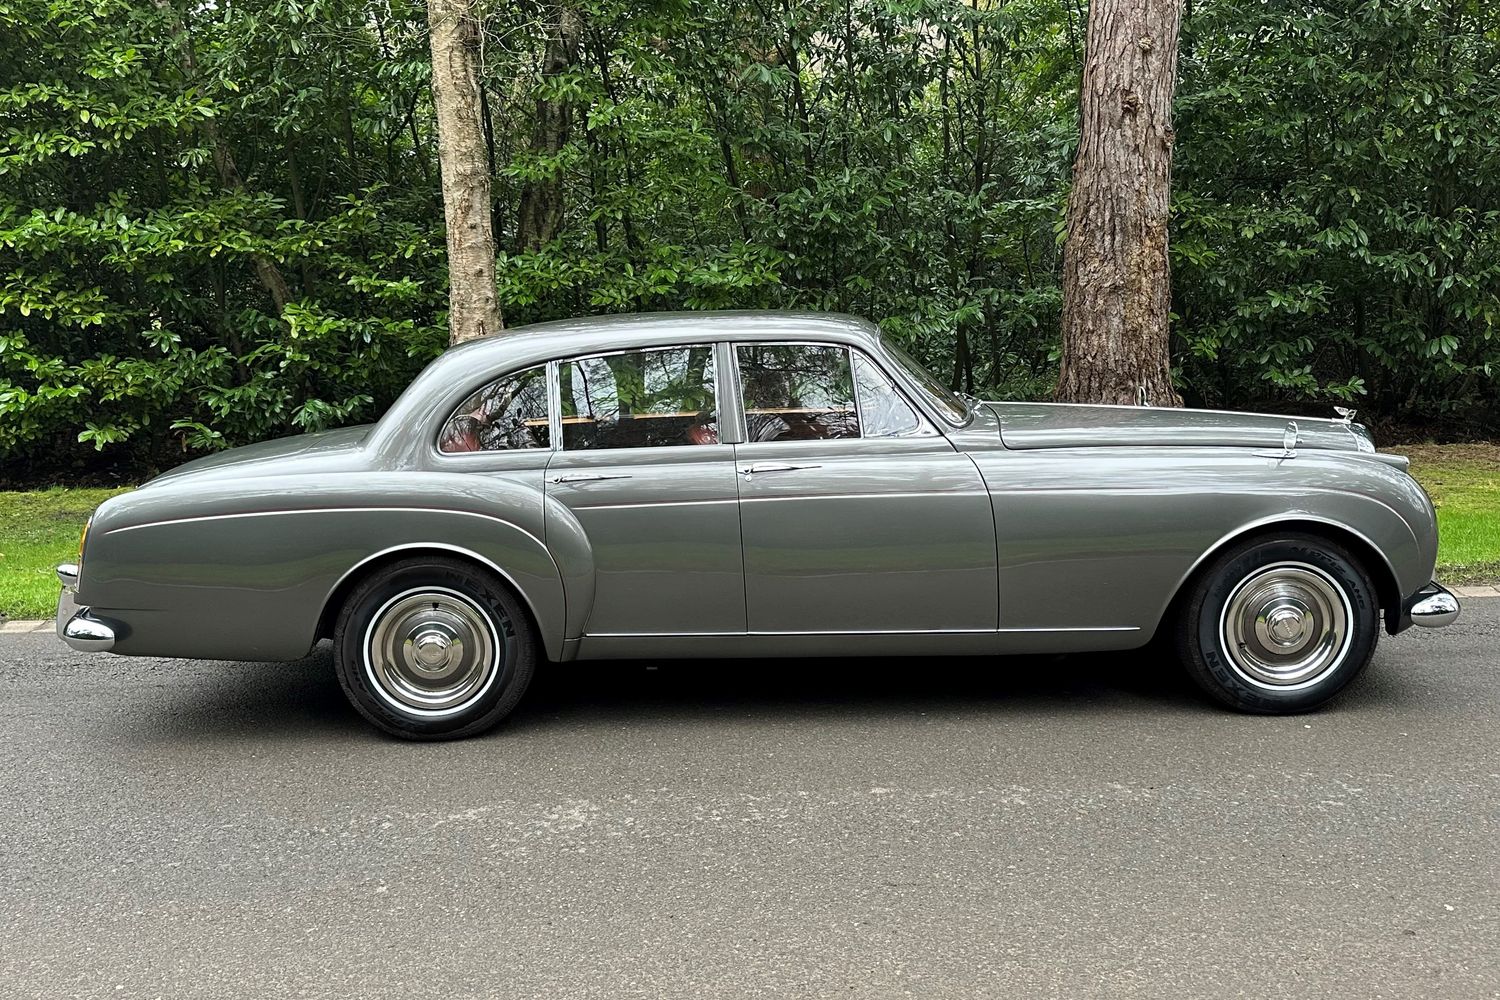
[737,344,859,442]
[560,346,718,450]
[438,365,550,453]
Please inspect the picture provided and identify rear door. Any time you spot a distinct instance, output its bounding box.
[732,343,997,635]
[544,344,745,637]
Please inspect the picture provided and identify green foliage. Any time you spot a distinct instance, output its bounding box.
[1,0,1497,482]
[1173,1,1500,428]
[0,0,445,479]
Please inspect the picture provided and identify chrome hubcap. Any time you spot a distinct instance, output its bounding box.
[1220,562,1352,689]
[364,588,499,717]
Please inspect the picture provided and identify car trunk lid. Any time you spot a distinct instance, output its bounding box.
[142,424,374,488]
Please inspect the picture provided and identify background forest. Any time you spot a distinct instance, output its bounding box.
[2,0,1497,483]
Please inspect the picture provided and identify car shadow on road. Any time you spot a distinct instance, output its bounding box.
[126,639,1418,744]
[519,648,1198,724]
[130,642,1200,742]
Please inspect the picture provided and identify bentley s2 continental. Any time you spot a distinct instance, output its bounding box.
[56,312,1460,738]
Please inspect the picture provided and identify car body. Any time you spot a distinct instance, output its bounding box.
[57,311,1460,737]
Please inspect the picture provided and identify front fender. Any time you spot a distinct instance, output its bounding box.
[974,448,1437,637]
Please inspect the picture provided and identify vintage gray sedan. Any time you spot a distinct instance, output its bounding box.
[57,312,1460,738]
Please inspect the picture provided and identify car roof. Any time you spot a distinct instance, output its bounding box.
[435,310,883,371]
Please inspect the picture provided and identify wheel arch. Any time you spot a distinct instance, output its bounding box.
[316,543,559,660]
[1156,516,1403,641]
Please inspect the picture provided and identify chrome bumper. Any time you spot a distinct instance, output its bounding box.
[55,563,119,652]
[1408,581,1461,629]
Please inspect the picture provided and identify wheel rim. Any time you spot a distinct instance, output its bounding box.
[363,587,502,718]
[1218,561,1353,690]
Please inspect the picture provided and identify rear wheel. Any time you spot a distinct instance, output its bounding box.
[332,557,537,740]
[1175,534,1379,713]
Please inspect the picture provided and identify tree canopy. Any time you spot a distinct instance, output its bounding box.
[1,0,1496,482]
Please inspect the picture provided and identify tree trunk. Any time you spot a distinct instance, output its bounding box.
[428,0,503,345]
[516,4,582,252]
[1055,0,1183,406]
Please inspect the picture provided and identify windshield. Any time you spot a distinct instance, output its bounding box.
[879,335,970,425]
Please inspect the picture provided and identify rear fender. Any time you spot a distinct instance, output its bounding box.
[80,473,570,661]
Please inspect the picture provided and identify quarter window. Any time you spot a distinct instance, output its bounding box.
[737,344,859,441]
[438,365,549,453]
[853,352,931,438]
[560,346,718,450]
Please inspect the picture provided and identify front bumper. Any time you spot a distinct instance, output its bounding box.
[1387,580,1461,634]
[55,563,120,653]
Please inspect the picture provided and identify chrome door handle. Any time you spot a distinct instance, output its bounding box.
[738,463,820,478]
[550,473,634,484]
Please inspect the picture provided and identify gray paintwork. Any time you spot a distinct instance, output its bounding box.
[63,311,1444,663]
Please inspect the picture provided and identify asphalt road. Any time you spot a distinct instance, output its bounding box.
[2,606,1497,1000]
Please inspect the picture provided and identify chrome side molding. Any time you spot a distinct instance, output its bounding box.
[1410,582,1460,629]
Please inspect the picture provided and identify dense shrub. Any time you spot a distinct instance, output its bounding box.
[1,0,1495,484]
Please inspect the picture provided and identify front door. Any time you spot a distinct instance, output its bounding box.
[544,344,744,637]
[732,343,998,635]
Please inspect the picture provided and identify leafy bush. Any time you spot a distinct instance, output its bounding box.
[1,0,1496,485]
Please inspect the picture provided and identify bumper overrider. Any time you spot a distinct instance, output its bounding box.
[1387,580,1461,634]
[55,564,122,653]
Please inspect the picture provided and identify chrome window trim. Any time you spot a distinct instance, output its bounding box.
[546,359,563,452]
[428,335,951,463]
[731,339,941,443]
[715,341,746,444]
[732,340,863,444]
[847,346,865,434]
[429,361,554,461]
[553,342,722,454]
[849,347,937,439]
[711,344,741,446]
[875,336,972,429]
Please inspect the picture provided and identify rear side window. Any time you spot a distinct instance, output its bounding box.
[737,344,859,442]
[559,345,719,450]
[438,365,550,453]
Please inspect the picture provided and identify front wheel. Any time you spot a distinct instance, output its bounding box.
[1175,534,1380,714]
[332,556,538,740]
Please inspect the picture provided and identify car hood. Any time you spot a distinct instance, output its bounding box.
[989,401,1375,454]
[142,424,374,488]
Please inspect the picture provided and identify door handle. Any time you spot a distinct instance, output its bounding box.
[738,463,820,478]
[550,473,634,484]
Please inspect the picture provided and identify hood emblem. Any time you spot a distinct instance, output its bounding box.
[1334,406,1357,425]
